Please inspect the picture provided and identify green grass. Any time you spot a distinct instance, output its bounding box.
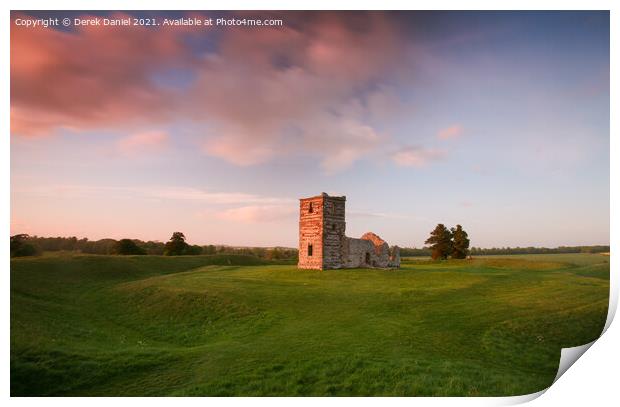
[11,253,609,396]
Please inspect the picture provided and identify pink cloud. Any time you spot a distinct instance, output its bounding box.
[187,13,405,172]
[438,125,463,140]
[202,132,277,166]
[117,131,168,155]
[391,147,446,168]
[216,205,297,223]
[472,164,492,175]
[17,184,294,206]
[11,12,415,172]
[10,12,193,137]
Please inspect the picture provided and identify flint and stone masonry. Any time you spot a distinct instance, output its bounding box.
[298,193,400,270]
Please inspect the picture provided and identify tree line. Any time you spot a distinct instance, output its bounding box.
[399,245,609,257]
[468,245,609,255]
[403,222,608,259]
[10,231,610,260]
[10,233,298,260]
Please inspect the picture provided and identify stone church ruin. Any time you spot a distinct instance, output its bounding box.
[298,193,400,270]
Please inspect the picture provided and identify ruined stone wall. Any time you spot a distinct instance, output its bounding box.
[298,196,324,270]
[360,232,388,256]
[341,232,400,268]
[321,196,346,269]
[388,246,401,268]
[343,237,392,268]
[342,237,375,268]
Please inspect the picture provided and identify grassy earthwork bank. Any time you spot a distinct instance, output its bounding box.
[11,252,609,396]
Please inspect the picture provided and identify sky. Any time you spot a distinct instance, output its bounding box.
[10,11,609,248]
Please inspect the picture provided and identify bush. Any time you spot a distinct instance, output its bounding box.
[186,245,203,255]
[115,239,146,255]
[10,234,38,257]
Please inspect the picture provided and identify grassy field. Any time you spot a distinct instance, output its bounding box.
[11,253,609,396]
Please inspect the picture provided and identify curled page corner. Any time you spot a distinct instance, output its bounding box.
[544,280,618,394]
[500,322,613,405]
[603,287,618,334]
[553,341,596,384]
[496,341,597,406]
[498,388,547,405]
[521,292,616,403]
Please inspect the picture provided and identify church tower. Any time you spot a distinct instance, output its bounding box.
[298,193,346,270]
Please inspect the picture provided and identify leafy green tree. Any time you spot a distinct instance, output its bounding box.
[141,240,165,255]
[62,236,78,251]
[269,248,283,260]
[451,225,470,259]
[164,232,189,256]
[82,238,117,255]
[185,245,203,255]
[10,234,38,257]
[115,239,146,255]
[424,224,453,260]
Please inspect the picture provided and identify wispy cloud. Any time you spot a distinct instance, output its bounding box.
[19,184,295,206]
[471,164,492,175]
[216,205,297,223]
[348,210,422,220]
[391,146,446,168]
[437,124,463,140]
[117,131,168,155]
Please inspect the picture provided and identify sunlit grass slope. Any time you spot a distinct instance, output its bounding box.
[11,253,609,396]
